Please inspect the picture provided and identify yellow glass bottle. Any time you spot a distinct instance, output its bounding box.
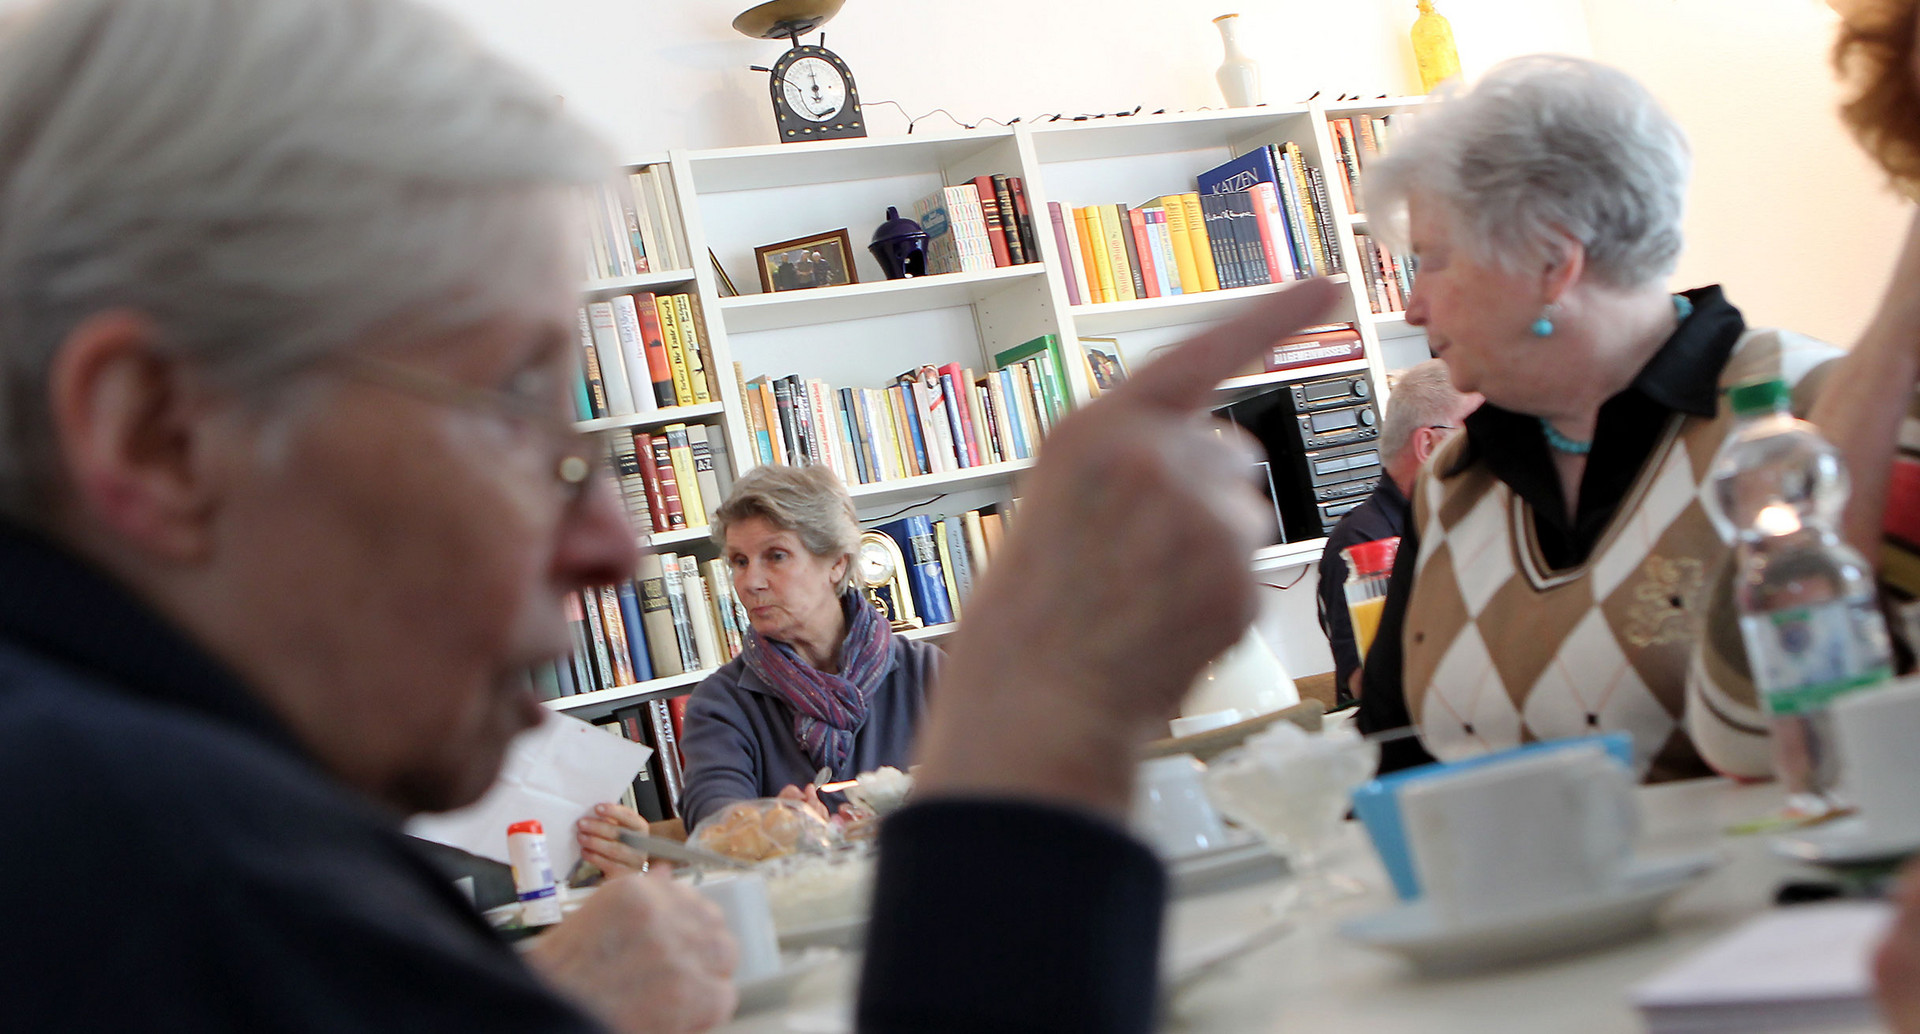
[1411,0,1461,93]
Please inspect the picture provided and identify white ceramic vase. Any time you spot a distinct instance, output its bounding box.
[1214,14,1262,108]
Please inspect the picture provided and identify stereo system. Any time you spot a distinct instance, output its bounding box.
[1216,372,1388,541]
[1286,374,1371,413]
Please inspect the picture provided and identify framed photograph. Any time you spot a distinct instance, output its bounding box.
[1076,337,1130,398]
[755,229,858,293]
[709,248,740,298]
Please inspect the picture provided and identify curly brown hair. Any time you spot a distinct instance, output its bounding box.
[1836,0,1920,197]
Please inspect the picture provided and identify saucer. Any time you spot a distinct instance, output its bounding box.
[1772,815,1920,867]
[735,948,842,1015]
[778,913,866,950]
[1168,831,1288,897]
[1338,852,1718,976]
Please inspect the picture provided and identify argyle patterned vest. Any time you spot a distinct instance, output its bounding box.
[1401,328,1836,782]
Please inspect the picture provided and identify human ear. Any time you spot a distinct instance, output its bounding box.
[1539,231,1587,305]
[46,310,225,562]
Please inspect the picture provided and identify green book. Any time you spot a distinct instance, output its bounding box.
[992,334,1071,424]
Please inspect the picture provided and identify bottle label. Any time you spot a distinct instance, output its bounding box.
[1739,601,1892,716]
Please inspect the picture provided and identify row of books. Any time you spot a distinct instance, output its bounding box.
[876,508,1008,629]
[535,550,749,705]
[1358,233,1416,316]
[1049,141,1345,306]
[1325,112,1413,216]
[595,702,687,822]
[575,291,722,422]
[911,173,1043,275]
[731,335,1073,486]
[577,166,687,282]
[609,423,731,535]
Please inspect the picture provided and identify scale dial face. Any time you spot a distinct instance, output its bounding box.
[767,44,865,142]
[857,534,896,587]
[781,56,845,122]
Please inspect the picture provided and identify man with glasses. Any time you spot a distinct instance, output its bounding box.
[1316,359,1480,704]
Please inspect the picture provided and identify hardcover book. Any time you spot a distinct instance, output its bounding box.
[876,514,955,626]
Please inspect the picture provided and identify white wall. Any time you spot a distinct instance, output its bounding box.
[419,0,1592,154]
[1584,0,1910,346]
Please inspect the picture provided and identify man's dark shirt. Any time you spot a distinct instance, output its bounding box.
[0,525,600,1031]
[1357,286,1746,774]
[1316,476,1411,700]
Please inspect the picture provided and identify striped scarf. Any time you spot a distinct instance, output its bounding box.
[742,591,895,776]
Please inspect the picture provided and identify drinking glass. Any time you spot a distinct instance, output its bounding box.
[1204,728,1379,912]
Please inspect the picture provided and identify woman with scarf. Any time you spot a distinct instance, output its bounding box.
[578,464,940,869]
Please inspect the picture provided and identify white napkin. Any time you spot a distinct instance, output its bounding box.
[407,712,653,876]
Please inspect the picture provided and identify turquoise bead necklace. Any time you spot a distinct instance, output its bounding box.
[1536,293,1694,457]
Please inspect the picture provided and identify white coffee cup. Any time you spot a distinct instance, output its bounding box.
[692,871,782,983]
[1399,743,1639,926]
[1834,675,1920,839]
[1132,753,1229,859]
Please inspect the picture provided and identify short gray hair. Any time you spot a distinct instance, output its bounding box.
[1367,55,1690,290]
[0,0,610,520]
[712,465,860,591]
[1380,359,1472,461]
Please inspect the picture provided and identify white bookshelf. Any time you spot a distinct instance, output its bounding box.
[557,99,1431,707]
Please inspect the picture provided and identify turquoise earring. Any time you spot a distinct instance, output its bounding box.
[1531,303,1556,338]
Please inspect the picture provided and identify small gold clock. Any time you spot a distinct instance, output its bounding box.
[857,530,921,631]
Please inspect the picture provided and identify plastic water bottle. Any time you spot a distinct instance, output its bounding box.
[1704,379,1892,813]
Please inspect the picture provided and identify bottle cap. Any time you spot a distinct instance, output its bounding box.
[507,820,544,836]
[1727,378,1791,417]
[1344,537,1401,577]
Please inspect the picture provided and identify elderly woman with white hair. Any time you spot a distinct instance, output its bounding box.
[1353,55,1834,782]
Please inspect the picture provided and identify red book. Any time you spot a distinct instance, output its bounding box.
[632,293,676,409]
[1007,176,1039,265]
[1264,325,1365,373]
[643,432,687,531]
[631,432,671,534]
[1126,208,1161,299]
[1247,182,1291,281]
[971,175,1013,267]
[667,695,689,751]
[939,362,978,467]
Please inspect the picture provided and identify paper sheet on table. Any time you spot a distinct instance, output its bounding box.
[1631,901,1893,1032]
[407,712,652,876]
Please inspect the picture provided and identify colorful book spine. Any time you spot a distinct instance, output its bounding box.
[633,293,677,409]
[877,515,954,626]
[647,433,687,531]
[671,293,715,404]
[971,174,1012,267]
[576,308,609,417]
[1127,207,1161,299]
[1099,204,1135,302]
[659,299,696,405]
[1048,201,1083,305]
[991,175,1026,265]
[616,581,654,683]
[1179,193,1220,291]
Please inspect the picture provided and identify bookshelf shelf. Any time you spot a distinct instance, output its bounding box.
[1252,537,1331,572]
[649,526,713,548]
[846,459,1035,510]
[1072,276,1351,337]
[719,264,1049,334]
[547,621,964,721]
[1215,357,1371,396]
[582,268,698,296]
[903,622,958,642]
[1025,105,1315,165]
[687,129,1017,194]
[546,666,712,721]
[576,401,726,435]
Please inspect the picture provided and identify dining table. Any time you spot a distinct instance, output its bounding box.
[717,776,1890,1033]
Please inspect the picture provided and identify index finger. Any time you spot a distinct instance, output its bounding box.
[1112,278,1343,412]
